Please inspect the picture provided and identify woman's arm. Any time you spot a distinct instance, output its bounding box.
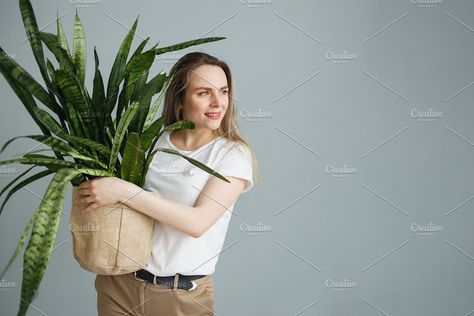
[78,176,247,238]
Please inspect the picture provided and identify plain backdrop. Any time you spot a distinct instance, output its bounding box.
[1,0,474,315]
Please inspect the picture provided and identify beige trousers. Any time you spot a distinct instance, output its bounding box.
[95,272,216,316]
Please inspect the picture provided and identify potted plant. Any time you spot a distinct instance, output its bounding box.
[0,1,229,315]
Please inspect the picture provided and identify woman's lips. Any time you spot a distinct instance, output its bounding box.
[205,112,221,120]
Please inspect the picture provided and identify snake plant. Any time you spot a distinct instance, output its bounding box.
[0,1,228,315]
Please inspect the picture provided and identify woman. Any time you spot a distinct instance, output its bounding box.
[75,52,259,316]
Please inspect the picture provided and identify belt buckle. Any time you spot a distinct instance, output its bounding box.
[133,271,144,282]
[153,275,158,285]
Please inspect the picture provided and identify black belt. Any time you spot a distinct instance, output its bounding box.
[133,269,206,291]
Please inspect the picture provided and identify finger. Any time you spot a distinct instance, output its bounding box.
[78,196,95,204]
[79,181,91,189]
[81,203,98,214]
[78,188,92,196]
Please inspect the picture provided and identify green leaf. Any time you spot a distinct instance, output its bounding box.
[19,0,50,87]
[0,60,52,137]
[123,49,155,100]
[140,116,163,150]
[56,13,70,55]
[54,69,93,139]
[155,147,230,183]
[0,211,36,280]
[1,135,106,168]
[91,48,105,126]
[39,31,75,75]
[155,37,226,55]
[133,70,167,133]
[18,167,114,315]
[108,101,139,171]
[0,169,54,217]
[164,119,195,131]
[72,11,86,85]
[0,47,59,115]
[143,77,169,130]
[0,155,77,169]
[105,17,138,118]
[120,132,144,183]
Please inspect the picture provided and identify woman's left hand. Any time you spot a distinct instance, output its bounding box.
[76,177,125,214]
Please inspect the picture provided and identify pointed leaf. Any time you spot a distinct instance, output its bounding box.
[155,36,226,55]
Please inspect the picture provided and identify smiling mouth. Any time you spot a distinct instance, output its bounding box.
[205,112,221,119]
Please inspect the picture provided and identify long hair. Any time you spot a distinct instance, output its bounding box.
[162,52,260,184]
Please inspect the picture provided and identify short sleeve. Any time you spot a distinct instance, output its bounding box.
[214,143,254,193]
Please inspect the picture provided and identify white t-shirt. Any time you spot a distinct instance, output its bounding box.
[142,130,254,276]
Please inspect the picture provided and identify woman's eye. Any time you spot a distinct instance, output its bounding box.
[198,91,209,96]
[221,90,229,95]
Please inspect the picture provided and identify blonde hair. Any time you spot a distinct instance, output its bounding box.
[162,52,260,185]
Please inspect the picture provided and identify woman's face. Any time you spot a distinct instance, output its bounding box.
[181,64,229,131]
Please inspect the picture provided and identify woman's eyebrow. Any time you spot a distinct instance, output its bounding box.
[193,85,228,91]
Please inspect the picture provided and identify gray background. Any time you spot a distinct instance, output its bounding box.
[1,0,474,315]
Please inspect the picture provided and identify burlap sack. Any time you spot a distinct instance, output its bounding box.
[69,186,156,275]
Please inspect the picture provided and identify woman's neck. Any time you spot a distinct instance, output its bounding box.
[170,128,216,151]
